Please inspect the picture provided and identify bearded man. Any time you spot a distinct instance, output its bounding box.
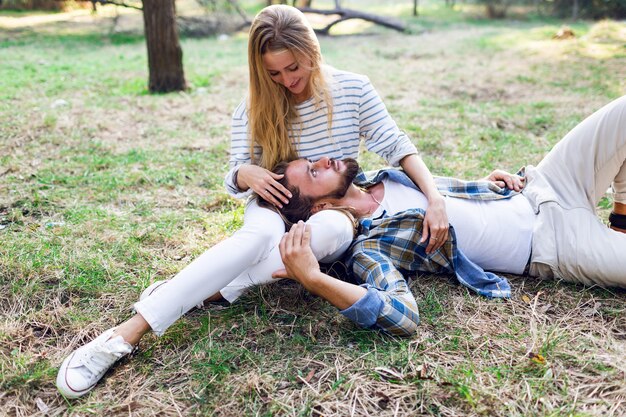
[265,96,626,336]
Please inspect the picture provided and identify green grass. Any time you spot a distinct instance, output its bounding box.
[1,1,625,416]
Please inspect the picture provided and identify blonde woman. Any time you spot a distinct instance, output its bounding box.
[56,5,449,398]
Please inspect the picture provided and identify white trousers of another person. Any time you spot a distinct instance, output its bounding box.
[524,95,626,287]
[134,199,354,335]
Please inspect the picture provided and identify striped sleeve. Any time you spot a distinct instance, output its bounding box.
[357,77,418,166]
[224,100,259,199]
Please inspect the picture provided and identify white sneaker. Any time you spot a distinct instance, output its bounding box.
[56,328,133,398]
[139,279,204,308]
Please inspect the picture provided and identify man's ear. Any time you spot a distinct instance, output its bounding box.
[311,201,333,214]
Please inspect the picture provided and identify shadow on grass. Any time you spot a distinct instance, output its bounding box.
[1,29,145,48]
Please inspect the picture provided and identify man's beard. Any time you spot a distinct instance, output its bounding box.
[324,158,360,200]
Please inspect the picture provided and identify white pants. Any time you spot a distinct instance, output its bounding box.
[524,95,626,287]
[134,199,354,335]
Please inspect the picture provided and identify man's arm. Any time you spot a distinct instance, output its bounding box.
[272,222,366,310]
[273,222,421,336]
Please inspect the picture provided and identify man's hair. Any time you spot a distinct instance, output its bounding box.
[257,161,315,225]
[258,160,359,231]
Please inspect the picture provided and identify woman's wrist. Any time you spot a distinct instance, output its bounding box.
[427,193,445,204]
[235,165,250,191]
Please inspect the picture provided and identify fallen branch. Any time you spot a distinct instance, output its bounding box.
[59,0,143,11]
[297,6,406,34]
[226,0,251,25]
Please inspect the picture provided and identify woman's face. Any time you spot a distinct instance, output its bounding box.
[262,49,312,102]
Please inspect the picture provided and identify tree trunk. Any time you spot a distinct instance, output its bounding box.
[572,0,579,20]
[142,0,186,93]
[413,0,418,16]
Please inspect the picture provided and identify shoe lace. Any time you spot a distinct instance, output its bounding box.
[78,340,126,378]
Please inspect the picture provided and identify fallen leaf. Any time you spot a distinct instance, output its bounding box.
[276,381,291,390]
[415,363,432,379]
[528,352,546,365]
[298,369,315,384]
[538,303,554,314]
[304,369,315,383]
[582,302,600,317]
[375,366,404,381]
[35,397,49,413]
[420,363,428,379]
[553,26,575,40]
[543,367,554,379]
[521,294,531,304]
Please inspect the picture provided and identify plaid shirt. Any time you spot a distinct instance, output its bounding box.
[339,169,519,336]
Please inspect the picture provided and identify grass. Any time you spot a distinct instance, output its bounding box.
[1,0,625,415]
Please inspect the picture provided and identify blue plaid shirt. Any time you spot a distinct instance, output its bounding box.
[339,169,520,336]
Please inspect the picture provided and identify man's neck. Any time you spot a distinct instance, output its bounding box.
[339,183,385,217]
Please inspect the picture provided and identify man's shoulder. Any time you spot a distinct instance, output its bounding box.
[354,168,413,189]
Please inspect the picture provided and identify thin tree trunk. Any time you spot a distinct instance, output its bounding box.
[572,0,579,19]
[142,0,186,93]
[413,0,418,16]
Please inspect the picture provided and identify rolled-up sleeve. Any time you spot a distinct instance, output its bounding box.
[347,249,420,337]
[340,286,384,328]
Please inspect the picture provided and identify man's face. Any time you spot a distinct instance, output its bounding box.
[285,157,359,201]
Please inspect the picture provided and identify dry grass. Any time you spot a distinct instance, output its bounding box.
[1,2,626,416]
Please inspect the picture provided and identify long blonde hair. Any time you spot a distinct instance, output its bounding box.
[247,5,334,169]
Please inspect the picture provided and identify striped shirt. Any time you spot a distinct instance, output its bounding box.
[225,67,418,198]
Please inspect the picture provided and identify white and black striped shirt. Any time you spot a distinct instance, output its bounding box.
[225,67,418,198]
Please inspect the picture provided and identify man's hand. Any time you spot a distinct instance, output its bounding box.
[273,221,320,283]
[273,221,367,311]
[483,169,525,192]
[421,195,449,254]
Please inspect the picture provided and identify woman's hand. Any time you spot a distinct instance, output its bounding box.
[237,164,292,208]
[483,169,525,192]
[421,195,449,254]
[398,154,449,254]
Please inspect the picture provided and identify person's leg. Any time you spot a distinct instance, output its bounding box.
[133,199,286,335]
[552,206,626,288]
[111,313,151,345]
[535,95,626,211]
[219,209,356,303]
[528,96,626,287]
[57,200,286,398]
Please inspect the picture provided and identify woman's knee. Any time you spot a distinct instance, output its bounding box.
[306,209,356,261]
[235,221,285,248]
[242,201,286,246]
